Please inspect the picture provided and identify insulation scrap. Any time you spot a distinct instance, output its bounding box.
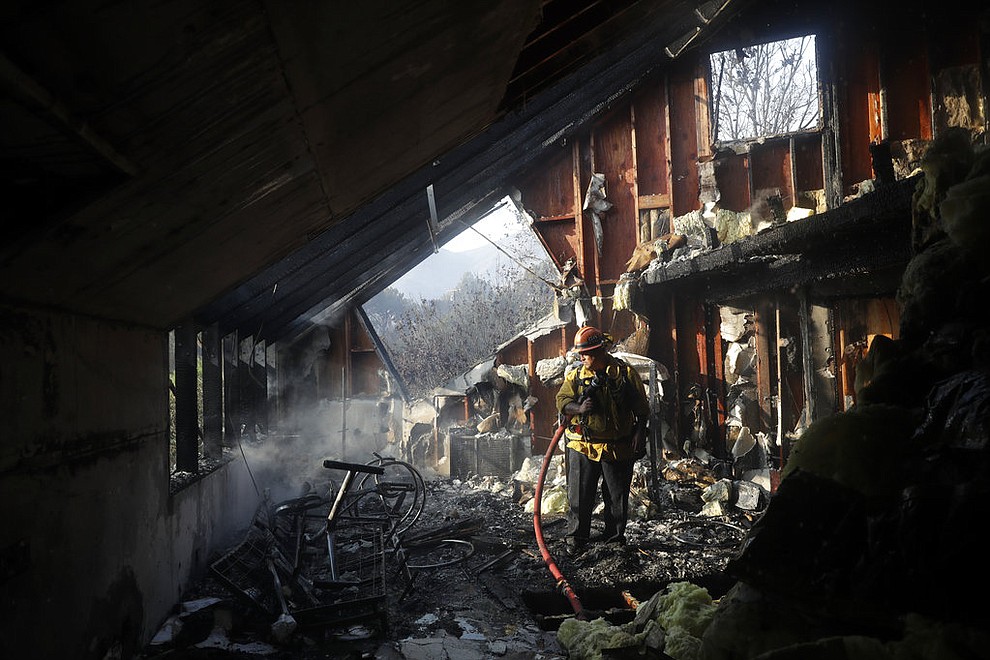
[583,173,612,256]
[653,582,716,639]
[672,210,714,250]
[713,208,753,245]
[896,238,976,343]
[664,625,704,660]
[557,582,716,660]
[719,307,753,342]
[934,65,985,133]
[911,127,975,251]
[724,339,756,386]
[612,273,641,312]
[556,617,643,660]
[535,356,567,386]
[785,206,814,222]
[523,484,568,514]
[781,404,920,500]
[514,455,564,486]
[496,363,529,388]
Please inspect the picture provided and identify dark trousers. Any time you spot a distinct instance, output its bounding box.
[565,446,635,543]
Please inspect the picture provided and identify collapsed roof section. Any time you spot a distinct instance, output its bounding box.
[0,0,744,348]
[194,1,745,345]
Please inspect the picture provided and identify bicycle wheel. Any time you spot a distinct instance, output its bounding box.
[403,539,475,570]
[353,456,426,536]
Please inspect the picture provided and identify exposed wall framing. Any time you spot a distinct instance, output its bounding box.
[512,0,986,476]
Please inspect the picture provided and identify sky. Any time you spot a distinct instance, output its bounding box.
[441,201,523,252]
[387,199,536,299]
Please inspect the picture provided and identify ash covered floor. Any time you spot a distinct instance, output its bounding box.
[140,461,750,659]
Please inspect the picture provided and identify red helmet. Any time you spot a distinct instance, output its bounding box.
[573,325,606,353]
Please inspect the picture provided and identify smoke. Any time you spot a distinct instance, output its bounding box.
[238,397,398,503]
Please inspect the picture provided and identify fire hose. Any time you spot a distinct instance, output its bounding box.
[532,423,586,619]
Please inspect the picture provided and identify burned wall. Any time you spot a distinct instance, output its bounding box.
[513,0,988,480]
[0,304,259,658]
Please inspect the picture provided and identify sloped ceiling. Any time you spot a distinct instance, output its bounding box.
[0,0,742,342]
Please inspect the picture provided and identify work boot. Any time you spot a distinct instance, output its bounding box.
[604,535,626,547]
[565,537,587,555]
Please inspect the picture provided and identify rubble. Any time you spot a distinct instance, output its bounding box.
[140,457,749,659]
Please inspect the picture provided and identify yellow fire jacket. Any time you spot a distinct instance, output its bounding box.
[555,357,650,461]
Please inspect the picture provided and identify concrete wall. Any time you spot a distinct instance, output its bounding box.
[0,305,259,658]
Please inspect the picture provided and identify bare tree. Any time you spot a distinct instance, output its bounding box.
[711,35,820,143]
[374,263,555,398]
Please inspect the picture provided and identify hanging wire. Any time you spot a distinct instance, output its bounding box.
[228,410,262,497]
[454,216,562,292]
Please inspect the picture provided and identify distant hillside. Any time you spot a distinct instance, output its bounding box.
[393,243,522,300]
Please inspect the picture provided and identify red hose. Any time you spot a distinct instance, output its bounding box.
[533,424,585,619]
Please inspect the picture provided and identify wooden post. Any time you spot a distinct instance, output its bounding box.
[238,336,255,441]
[174,321,199,472]
[223,332,239,444]
[669,295,681,448]
[818,36,845,209]
[202,323,223,460]
[797,289,816,425]
[253,339,267,437]
[774,300,785,465]
[753,301,773,434]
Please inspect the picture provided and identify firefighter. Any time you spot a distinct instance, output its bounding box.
[556,325,650,553]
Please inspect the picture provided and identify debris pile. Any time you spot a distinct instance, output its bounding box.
[698,130,990,659]
[142,451,751,659]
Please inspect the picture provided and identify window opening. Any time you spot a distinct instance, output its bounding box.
[363,196,556,400]
[169,325,232,493]
[710,35,820,143]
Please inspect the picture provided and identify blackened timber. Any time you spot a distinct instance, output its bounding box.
[223,332,240,445]
[253,340,268,436]
[355,306,410,402]
[238,336,256,442]
[796,289,816,423]
[818,27,845,210]
[203,324,223,460]
[642,174,917,293]
[174,322,199,473]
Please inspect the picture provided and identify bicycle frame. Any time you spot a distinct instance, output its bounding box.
[322,459,386,582]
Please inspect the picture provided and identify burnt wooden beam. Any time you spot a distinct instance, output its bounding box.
[0,52,139,178]
[642,174,916,294]
[202,323,223,460]
[818,33,845,209]
[174,321,199,473]
[237,336,256,442]
[223,332,240,445]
